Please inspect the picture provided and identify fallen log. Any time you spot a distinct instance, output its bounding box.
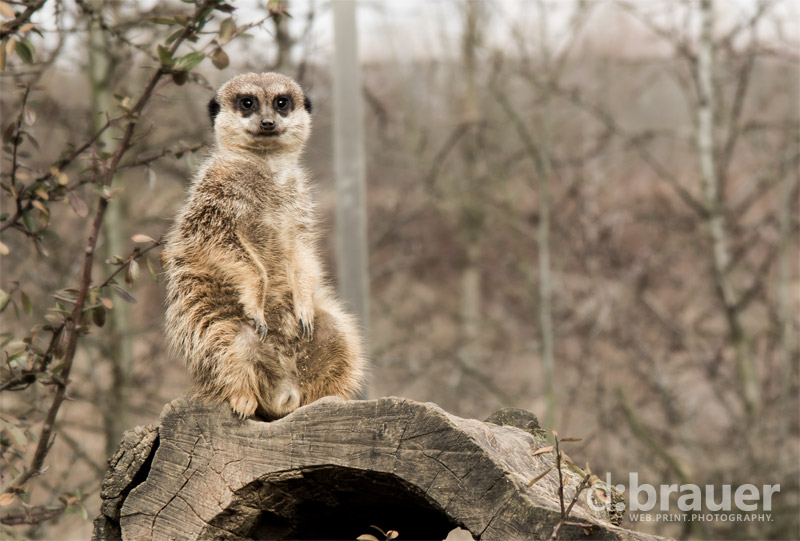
[93,396,664,540]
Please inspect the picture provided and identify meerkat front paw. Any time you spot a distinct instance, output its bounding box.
[251,317,268,341]
[244,305,268,340]
[295,299,315,341]
[229,392,259,419]
[299,316,314,341]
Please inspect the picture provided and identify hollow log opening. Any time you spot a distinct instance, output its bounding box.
[208,466,461,540]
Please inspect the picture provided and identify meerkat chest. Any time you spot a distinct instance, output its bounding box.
[249,196,310,252]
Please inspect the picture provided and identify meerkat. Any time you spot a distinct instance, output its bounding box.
[161,72,366,420]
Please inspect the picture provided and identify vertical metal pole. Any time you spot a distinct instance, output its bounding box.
[332,0,370,395]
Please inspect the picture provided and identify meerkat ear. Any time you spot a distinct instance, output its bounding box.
[303,96,312,114]
[208,98,221,127]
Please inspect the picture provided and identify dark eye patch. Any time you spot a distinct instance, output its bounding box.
[208,98,220,127]
[235,94,258,116]
[273,94,293,116]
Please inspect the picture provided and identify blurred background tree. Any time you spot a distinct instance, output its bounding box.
[0,0,797,539]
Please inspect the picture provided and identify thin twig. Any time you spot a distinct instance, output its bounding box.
[97,238,163,290]
[0,115,117,234]
[554,433,565,517]
[548,472,593,541]
[0,504,65,526]
[550,80,708,218]
[9,83,31,197]
[0,238,162,393]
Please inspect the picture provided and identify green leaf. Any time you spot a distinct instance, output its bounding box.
[166,29,184,45]
[110,284,137,304]
[0,289,10,313]
[21,209,36,232]
[40,229,60,243]
[92,306,105,327]
[147,17,178,25]
[2,121,15,143]
[20,291,32,316]
[218,18,236,45]
[14,39,34,64]
[173,51,205,71]
[172,71,189,86]
[211,48,229,69]
[145,256,159,283]
[25,132,39,150]
[157,44,173,67]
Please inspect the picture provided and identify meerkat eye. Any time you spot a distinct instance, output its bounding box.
[274,96,290,112]
[237,96,256,111]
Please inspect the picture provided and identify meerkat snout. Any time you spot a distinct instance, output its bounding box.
[260,118,276,132]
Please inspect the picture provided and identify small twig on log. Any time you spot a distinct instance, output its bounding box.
[542,430,595,541]
[554,431,566,517]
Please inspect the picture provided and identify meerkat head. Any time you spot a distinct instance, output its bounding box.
[207,72,312,155]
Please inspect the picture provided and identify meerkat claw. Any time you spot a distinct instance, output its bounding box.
[229,393,258,419]
[299,318,313,341]
[253,318,268,341]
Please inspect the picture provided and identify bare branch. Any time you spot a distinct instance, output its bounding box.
[0,504,65,526]
[546,81,709,218]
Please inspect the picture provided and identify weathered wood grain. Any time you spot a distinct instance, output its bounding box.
[93,396,665,540]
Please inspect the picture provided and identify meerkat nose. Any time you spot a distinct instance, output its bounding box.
[260,118,276,131]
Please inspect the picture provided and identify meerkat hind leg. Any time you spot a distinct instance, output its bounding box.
[296,308,364,405]
[221,324,264,419]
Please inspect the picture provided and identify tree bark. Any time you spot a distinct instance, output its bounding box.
[93,396,665,541]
